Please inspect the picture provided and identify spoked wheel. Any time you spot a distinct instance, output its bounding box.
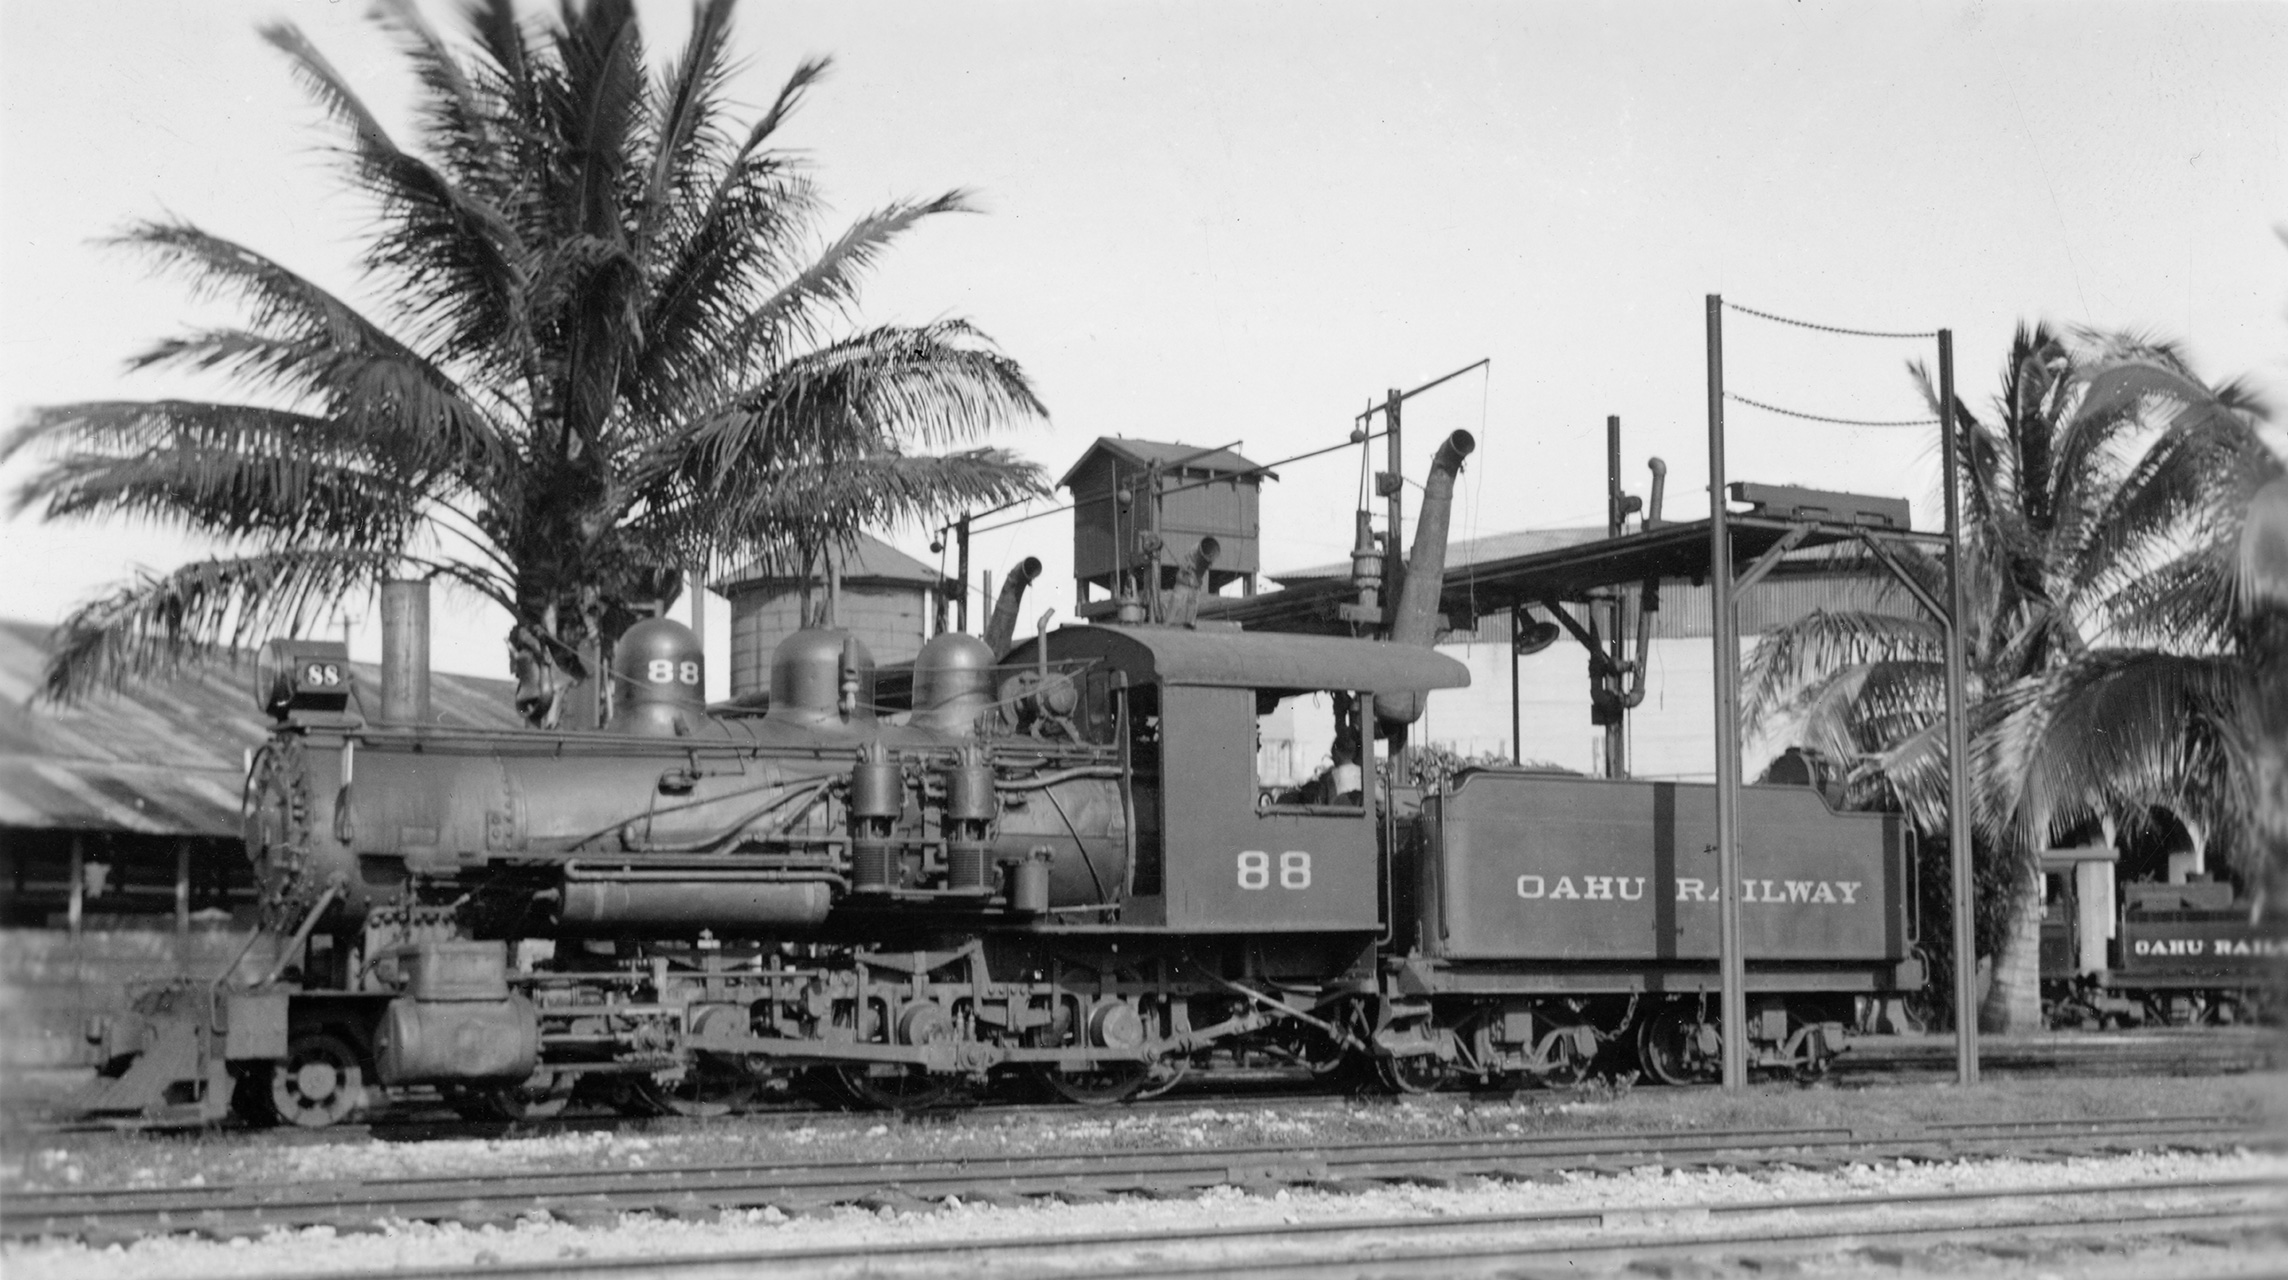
[834,1065,955,1112]
[1634,1004,1719,1086]
[266,1032,367,1129]
[446,1070,575,1123]
[623,1055,760,1118]
[1374,1051,1455,1095]
[1032,1059,1155,1106]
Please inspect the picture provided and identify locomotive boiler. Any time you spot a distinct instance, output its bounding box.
[78,428,1924,1127]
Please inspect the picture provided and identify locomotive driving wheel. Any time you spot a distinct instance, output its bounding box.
[264,1031,367,1129]
[1031,1059,1154,1105]
[446,1070,574,1123]
[623,1054,759,1118]
[833,1064,954,1111]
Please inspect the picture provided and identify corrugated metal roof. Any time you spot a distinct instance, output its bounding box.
[0,618,522,837]
[717,533,944,593]
[1268,527,1612,586]
[1056,438,1264,491]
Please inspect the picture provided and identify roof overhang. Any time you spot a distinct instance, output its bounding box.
[1018,624,1470,694]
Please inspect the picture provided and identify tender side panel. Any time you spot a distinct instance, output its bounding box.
[2115,912,2288,985]
[1427,774,1904,964]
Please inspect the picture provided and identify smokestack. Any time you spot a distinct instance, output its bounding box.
[379,579,431,725]
[1162,537,1221,626]
[1376,430,1475,728]
[983,557,1043,656]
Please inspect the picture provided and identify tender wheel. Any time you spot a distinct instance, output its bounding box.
[446,1069,574,1123]
[1374,1051,1455,1095]
[834,1065,954,1111]
[623,1055,760,1118]
[1032,1059,1154,1105]
[267,1031,367,1129]
[1634,1004,1718,1086]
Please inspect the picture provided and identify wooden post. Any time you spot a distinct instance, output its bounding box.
[67,833,84,940]
[175,839,191,935]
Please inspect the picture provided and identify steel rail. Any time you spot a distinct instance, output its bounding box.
[135,1175,2288,1280]
[5,1114,2268,1241]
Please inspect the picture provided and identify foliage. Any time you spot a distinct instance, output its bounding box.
[7,0,1047,723]
[1745,324,2278,875]
[1742,325,2278,1026]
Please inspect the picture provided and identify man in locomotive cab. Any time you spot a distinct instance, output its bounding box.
[1322,739,1364,806]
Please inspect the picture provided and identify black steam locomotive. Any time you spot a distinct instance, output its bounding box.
[79,431,1921,1127]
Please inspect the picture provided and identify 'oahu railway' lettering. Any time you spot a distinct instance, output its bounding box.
[1515,875,1861,905]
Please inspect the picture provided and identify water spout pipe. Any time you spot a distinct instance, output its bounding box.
[983,557,1043,656]
[1376,429,1476,727]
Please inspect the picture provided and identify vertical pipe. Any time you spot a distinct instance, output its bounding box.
[379,579,432,725]
[1385,388,1405,636]
[956,514,973,634]
[1510,604,1523,765]
[689,565,707,656]
[1605,415,1628,781]
[175,840,190,936]
[1938,329,1980,1086]
[1706,294,1747,1091]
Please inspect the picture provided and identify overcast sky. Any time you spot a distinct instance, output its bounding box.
[3,0,2284,688]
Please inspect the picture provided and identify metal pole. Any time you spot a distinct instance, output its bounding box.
[1511,604,1524,765]
[955,514,972,633]
[1937,329,1980,1085]
[1706,294,1748,1090]
[1385,388,1405,635]
[1605,415,1628,780]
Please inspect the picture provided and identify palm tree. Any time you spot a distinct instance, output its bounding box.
[1742,324,2277,1031]
[6,0,1046,725]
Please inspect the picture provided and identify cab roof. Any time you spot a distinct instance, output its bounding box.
[1014,624,1470,694]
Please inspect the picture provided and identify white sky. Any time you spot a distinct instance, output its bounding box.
[4,0,2284,692]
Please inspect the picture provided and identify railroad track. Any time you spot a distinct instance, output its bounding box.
[6,1112,2273,1245]
[282,1175,2288,1280]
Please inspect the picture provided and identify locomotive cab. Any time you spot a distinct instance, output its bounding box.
[1003,623,1467,934]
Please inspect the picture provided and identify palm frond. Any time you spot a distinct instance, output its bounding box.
[261,21,529,371]
[40,550,400,701]
[10,402,433,550]
[1741,609,1943,735]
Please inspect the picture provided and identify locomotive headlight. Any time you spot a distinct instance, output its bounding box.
[256,637,355,719]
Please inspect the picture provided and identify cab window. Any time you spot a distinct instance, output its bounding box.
[1254,689,1365,812]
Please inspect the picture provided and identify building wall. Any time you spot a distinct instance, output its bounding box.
[728,584,930,698]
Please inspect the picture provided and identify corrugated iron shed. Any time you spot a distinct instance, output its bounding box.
[0,619,522,839]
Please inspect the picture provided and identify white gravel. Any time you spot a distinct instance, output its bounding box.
[6,1147,2282,1280]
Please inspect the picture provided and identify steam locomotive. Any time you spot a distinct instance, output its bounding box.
[79,430,1922,1127]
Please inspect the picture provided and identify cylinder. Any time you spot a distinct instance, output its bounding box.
[379,579,431,725]
[849,751,904,819]
[554,879,835,934]
[1010,850,1052,914]
[768,629,875,726]
[853,840,896,893]
[945,750,996,822]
